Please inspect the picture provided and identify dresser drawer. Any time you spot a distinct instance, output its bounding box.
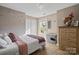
[59,28,76,35]
[67,42,76,48]
[60,28,76,33]
[62,41,76,49]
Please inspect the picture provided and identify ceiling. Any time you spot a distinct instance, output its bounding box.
[0,3,77,17]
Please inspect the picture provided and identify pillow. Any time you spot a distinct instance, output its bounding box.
[2,33,12,44]
[0,34,3,38]
[8,33,22,42]
[8,33,17,42]
[0,37,8,48]
[3,35,13,44]
[0,33,13,45]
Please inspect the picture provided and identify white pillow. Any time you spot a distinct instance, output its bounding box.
[0,38,8,48]
[0,34,3,38]
[3,35,13,44]
[0,33,13,45]
[2,33,12,44]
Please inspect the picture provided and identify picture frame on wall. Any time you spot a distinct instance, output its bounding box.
[48,21,51,29]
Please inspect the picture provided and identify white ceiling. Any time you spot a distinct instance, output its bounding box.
[0,3,77,17]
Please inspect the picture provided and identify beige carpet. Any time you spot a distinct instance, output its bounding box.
[31,43,69,55]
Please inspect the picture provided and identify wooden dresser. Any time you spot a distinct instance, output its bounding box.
[59,26,79,54]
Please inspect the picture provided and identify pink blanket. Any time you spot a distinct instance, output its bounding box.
[8,33,28,55]
[16,40,28,55]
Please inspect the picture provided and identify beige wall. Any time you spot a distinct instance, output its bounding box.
[57,4,79,26]
[0,6,26,35]
[46,14,57,34]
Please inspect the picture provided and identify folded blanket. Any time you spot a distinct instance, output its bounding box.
[27,34,45,43]
[8,33,28,55]
[16,40,28,55]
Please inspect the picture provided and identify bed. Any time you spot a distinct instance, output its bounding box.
[20,34,45,54]
[0,33,45,55]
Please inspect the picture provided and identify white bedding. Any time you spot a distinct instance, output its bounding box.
[0,43,19,55]
[20,35,41,54]
[0,35,44,55]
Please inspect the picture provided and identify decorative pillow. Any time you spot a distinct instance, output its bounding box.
[0,37,8,48]
[8,33,21,42]
[8,33,17,42]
